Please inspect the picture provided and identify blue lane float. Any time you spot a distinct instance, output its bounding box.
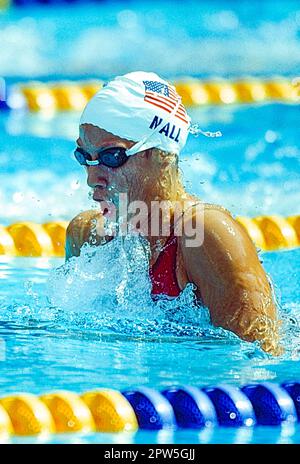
[0,100,9,110]
[202,385,256,427]
[282,382,300,420]
[121,382,300,430]
[0,78,10,111]
[122,387,176,430]
[242,382,297,426]
[162,386,217,429]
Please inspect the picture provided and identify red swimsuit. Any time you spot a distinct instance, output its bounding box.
[149,204,202,298]
[149,230,181,298]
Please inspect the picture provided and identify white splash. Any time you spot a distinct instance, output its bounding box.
[46,235,212,336]
[189,123,222,138]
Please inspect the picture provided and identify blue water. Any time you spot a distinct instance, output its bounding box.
[0,246,300,444]
[0,0,299,78]
[1,0,300,444]
[1,103,300,443]
[0,103,299,225]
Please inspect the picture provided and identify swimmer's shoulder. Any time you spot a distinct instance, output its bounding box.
[182,201,235,225]
[201,203,251,239]
[65,209,112,260]
[181,201,251,247]
[202,202,238,226]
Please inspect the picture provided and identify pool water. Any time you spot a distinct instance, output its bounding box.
[1,103,299,225]
[1,101,300,444]
[0,0,299,78]
[0,246,300,443]
[1,0,300,445]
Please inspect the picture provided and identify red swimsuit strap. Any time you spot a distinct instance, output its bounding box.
[149,230,181,297]
[149,202,202,299]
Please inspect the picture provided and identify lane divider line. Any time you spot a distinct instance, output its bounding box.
[0,215,299,257]
[1,78,299,112]
[0,382,299,436]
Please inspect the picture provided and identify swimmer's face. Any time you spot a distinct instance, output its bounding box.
[77,124,154,211]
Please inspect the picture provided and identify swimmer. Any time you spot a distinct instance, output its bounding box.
[66,71,281,355]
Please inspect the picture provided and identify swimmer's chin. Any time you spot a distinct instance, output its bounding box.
[97,200,116,217]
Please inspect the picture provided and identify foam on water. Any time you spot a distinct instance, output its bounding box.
[1,246,300,392]
[0,248,298,364]
[46,235,300,360]
[46,235,218,339]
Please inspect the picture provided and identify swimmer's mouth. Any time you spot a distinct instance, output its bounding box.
[93,182,108,202]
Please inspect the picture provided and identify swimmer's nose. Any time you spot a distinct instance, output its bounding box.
[86,166,108,189]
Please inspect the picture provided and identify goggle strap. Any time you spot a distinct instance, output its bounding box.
[125,96,182,157]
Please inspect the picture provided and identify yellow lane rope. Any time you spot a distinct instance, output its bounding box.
[0,216,299,257]
[0,389,138,436]
[10,77,299,112]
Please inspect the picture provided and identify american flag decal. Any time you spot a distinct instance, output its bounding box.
[143,80,189,124]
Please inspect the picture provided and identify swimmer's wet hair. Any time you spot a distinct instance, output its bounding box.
[147,147,179,169]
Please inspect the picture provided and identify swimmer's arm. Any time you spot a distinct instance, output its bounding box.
[181,207,281,354]
[65,210,109,260]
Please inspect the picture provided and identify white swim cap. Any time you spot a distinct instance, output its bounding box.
[80,71,191,156]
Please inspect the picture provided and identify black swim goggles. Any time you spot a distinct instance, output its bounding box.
[74,146,129,168]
